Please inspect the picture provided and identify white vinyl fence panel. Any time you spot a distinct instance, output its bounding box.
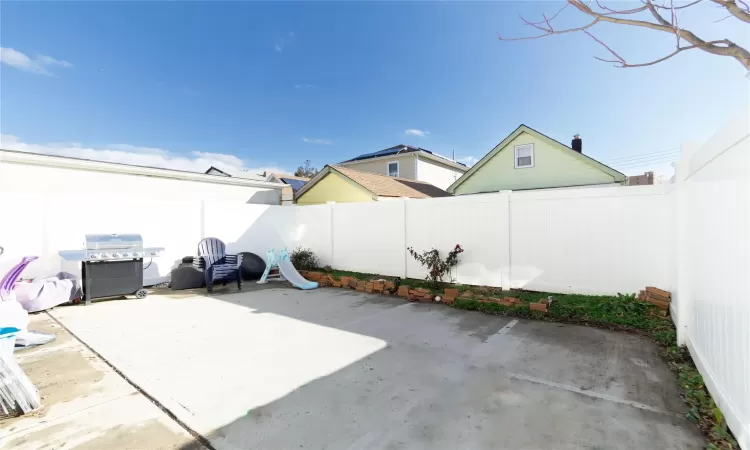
[677,108,749,450]
[331,201,406,277]
[405,194,509,287]
[293,204,333,266]
[510,185,674,294]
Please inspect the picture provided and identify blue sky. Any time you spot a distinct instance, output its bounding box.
[1,1,748,176]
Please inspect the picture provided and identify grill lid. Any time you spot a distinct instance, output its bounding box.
[85,234,143,250]
[84,234,144,260]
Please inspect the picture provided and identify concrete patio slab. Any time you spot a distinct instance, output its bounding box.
[0,313,202,450]
[48,287,704,450]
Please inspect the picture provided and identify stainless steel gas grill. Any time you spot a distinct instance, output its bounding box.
[58,234,164,305]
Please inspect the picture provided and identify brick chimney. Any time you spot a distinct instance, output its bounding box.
[571,134,583,153]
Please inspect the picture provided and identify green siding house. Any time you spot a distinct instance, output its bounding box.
[447,125,626,194]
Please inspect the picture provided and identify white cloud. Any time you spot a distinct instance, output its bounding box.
[0,47,72,76]
[457,156,479,166]
[294,84,316,89]
[274,32,295,52]
[302,137,333,145]
[0,134,287,177]
[405,129,430,137]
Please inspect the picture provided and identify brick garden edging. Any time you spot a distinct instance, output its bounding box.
[299,270,555,314]
[298,271,679,324]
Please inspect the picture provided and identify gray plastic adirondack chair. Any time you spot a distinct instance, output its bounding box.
[194,238,242,293]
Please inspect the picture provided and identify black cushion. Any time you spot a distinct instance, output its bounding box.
[238,252,266,281]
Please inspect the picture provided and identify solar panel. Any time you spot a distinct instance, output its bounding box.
[281,178,306,192]
[349,147,401,161]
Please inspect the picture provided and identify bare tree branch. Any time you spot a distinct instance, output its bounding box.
[583,30,627,63]
[611,40,730,67]
[572,0,750,69]
[519,14,554,33]
[524,3,569,26]
[650,0,704,9]
[499,17,599,41]
[715,13,735,21]
[499,0,750,71]
[710,0,750,22]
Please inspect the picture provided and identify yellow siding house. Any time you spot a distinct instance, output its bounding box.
[448,125,626,194]
[295,165,450,205]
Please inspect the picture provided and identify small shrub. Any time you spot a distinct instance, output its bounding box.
[290,246,321,271]
[407,244,464,289]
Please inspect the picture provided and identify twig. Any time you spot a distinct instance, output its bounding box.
[710,0,750,22]
[543,13,554,31]
[525,2,570,25]
[583,30,627,63]
[670,0,682,47]
[500,17,599,40]
[650,0,703,9]
[608,40,729,67]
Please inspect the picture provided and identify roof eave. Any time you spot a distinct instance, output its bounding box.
[339,150,467,171]
[0,149,285,190]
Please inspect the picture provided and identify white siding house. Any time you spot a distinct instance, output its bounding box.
[338,145,467,190]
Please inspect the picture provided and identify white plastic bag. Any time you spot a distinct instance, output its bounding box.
[0,301,28,359]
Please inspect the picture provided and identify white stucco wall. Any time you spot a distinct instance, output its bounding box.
[0,151,284,284]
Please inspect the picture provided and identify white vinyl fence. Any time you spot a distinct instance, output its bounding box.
[671,108,749,449]
[294,185,674,295]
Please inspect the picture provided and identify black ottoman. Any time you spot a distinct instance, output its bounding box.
[239,252,266,281]
[170,265,205,290]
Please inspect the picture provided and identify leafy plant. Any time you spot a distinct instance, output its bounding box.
[406,244,464,289]
[290,246,321,271]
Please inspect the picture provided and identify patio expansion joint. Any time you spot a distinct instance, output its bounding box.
[44,311,215,450]
[508,372,686,419]
[2,390,135,440]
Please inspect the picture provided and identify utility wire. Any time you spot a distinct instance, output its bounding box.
[604,147,680,161]
[606,153,681,165]
[603,148,681,163]
[614,157,679,169]
[609,153,681,166]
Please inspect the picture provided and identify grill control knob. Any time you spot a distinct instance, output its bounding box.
[113,253,120,258]
[89,254,97,259]
[102,253,110,258]
[122,252,129,257]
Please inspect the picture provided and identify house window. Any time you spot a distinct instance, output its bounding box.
[514,144,534,168]
[388,161,399,177]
